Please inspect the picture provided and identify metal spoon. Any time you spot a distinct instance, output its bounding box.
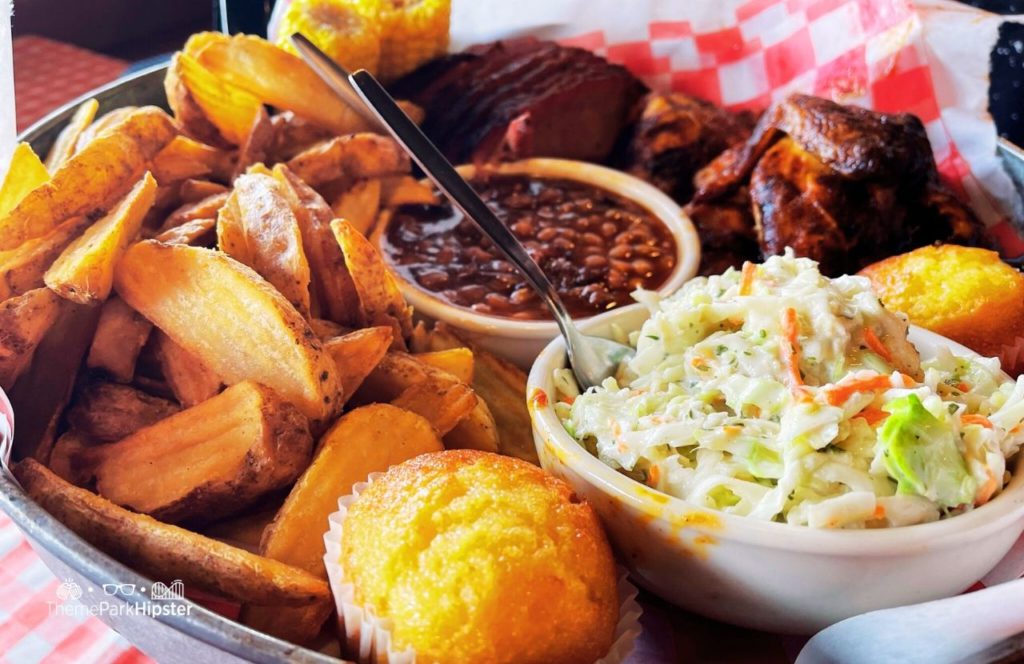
[290,33,634,388]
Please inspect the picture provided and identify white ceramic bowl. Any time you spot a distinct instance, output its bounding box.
[527,304,1024,635]
[375,158,701,368]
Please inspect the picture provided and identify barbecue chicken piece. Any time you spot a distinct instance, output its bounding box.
[692,94,987,276]
[684,188,760,276]
[623,92,756,203]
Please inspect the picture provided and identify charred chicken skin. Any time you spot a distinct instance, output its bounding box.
[692,94,987,276]
[622,92,758,274]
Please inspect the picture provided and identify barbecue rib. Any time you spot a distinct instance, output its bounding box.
[692,94,987,275]
[390,38,647,165]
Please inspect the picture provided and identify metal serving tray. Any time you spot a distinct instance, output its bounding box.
[0,63,343,664]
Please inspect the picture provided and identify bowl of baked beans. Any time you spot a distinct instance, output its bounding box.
[375,158,700,367]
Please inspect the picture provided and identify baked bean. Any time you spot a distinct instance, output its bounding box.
[383,175,678,320]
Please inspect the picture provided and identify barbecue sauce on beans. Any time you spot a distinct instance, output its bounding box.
[382,174,678,320]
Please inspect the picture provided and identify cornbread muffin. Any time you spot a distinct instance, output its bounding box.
[859,245,1024,356]
[340,449,618,664]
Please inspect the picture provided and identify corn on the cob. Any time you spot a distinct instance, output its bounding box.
[376,0,451,82]
[277,0,382,75]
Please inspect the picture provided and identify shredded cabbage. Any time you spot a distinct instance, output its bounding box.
[557,251,1024,528]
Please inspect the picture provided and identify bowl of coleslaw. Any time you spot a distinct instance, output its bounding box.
[526,252,1024,634]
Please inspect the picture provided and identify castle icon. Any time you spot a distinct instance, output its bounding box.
[150,580,184,600]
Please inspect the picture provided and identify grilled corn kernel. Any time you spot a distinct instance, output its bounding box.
[277,0,382,75]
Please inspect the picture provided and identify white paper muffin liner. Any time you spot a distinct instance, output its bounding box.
[323,473,643,664]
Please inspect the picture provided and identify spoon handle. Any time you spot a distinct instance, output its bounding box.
[347,69,577,335]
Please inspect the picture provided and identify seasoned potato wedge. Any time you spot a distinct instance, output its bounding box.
[330,178,381,236]
[153,331,222,407]
[444,397,501,453]
[309,318,349,340]
[8,303,99,462]
[0,108,175,251]
[217,173,312,315]
[234,107,275,178]
[324,326,393,398]
[16,459,330,607]
[391,378,477,436]
[66,381,180,443]
[176,53,263,146]
[45,172,157,304]
[332,219,412,346]
[241,403,441,643]
[178,179,228,202]
[196,34,374,135]
[155,216,217,246]
[48,430,97,485]
[203,503,280,553]
[411,322,535,462]
[268,111,333,162]
[416,347,474,384]
[73,107,137,153]
[45,99,99,172]
[114,241,342,422]
[165,53,232,149]
[0,216,90,300]
[0,143,50,218]
[286,134,409,187]
[87,296,153,382]
[92,381,312,525]
[151,135,234,184]
[380,175,438,207]
[0,287,67,390]
[273,165,363,325]
[159,191,228,233]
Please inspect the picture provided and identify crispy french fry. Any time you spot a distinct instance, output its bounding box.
[330,178,381,236]
[15,459,331,607]
[416,323,538,463]
[178,179,228,203]
[155,216,217,246]
[332,219,412,346]
[241,403,441,643]
[273,165,363,325]
[86,296,153,382]
[0,107,176,251]
[177,52,262,146]
[45,172,157,304]
[286,134,409,187]
[45,99,99,172]
[153,331,222,407]
[416,347,474,384]
[159,191,228,233]
[324,326,393,398]
[0,216,90,300]
[7,303,99,462]
[66,381,179,443]
[92,381,312,524]
[151,135,235,184]
[217,173,312,315]
[196,34,374,135]
[391,378,477,436]
[0,143,49,218]
[114,241,342,422]
[0,287,66,390]
[380,175,438,207]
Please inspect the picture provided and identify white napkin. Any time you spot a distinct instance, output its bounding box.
[0,0,14,178]
[796,578,1024,664]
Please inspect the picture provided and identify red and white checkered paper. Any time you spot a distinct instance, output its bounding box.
[2,1,1023,663]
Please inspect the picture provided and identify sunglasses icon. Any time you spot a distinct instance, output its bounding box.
[102,583,137,596]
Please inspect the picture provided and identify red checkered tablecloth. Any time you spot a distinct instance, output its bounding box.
[13,36,127,131]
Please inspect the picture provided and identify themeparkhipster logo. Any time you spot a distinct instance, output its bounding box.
[49,577,192,618]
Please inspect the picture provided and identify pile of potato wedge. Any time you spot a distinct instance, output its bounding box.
[1,31,536,648]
